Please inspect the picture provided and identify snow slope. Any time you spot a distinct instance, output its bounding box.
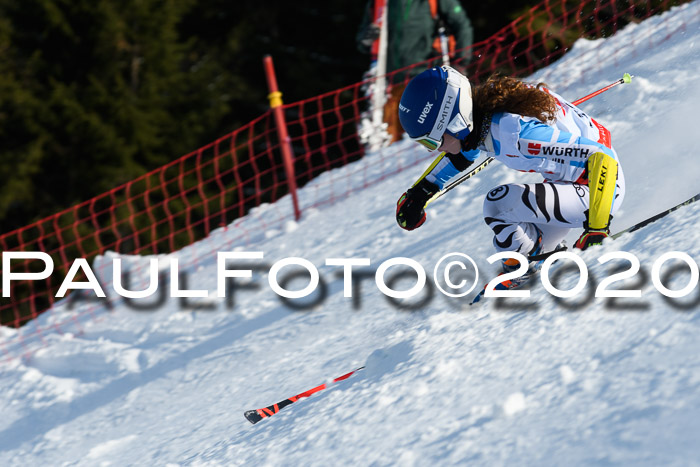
[1,2,700,465]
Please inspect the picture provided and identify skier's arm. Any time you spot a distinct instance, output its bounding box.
[419,150,479,189]
[396,150,478,231]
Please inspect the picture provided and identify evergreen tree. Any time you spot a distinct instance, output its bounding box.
[0,0,230,232]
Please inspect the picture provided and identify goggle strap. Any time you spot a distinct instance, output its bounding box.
[427,78,459,141]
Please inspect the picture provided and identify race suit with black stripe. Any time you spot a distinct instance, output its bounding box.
[422,89,625,255]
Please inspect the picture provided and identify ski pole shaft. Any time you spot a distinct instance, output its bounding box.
[244,366,364,425]
[426,73,633,205]
[612,192,700,239]
[572,73,632,106]
[426,157,494,206]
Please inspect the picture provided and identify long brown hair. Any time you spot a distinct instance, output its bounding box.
[472,74,557,123]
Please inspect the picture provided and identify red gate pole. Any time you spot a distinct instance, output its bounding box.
[263,55,301,220]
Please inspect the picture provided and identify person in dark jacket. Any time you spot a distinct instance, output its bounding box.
[357,0,474,143]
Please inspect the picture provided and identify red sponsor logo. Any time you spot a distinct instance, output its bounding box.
[591,118,612,149]
[506,154,519,158]
[527,142,541,155]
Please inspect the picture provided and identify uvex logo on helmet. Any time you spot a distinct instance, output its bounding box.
[417,102,433,124]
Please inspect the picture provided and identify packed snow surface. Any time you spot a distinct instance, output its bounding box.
[2,2,700,465]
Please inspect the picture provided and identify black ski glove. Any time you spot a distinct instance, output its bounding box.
[396,179,439,231]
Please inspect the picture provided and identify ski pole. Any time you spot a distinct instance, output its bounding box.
[426,73,634,206]
[572,73,632,106]
[425,156,494,205]
[612,191,700,239]
[244,366,365,424]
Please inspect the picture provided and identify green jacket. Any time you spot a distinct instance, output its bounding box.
[357,0,474,78]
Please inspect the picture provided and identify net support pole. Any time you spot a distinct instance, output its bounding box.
[263,55,301,221]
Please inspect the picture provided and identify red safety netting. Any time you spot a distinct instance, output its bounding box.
[0,0,693,360]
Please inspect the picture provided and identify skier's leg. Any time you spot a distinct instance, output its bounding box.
[482,182,590,254]
[538,224,572,253]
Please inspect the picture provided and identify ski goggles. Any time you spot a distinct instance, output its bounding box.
[410,67,472,151]
[411,134,443,151]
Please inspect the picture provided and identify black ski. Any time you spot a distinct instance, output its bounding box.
[244,367,364,425]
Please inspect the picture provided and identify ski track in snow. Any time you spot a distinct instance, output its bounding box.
[2,2,700,465]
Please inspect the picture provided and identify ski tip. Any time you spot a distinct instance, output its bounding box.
[622,73,633,83]
[244,409,263,425]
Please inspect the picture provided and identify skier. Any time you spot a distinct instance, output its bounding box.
[395,65,625,289]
